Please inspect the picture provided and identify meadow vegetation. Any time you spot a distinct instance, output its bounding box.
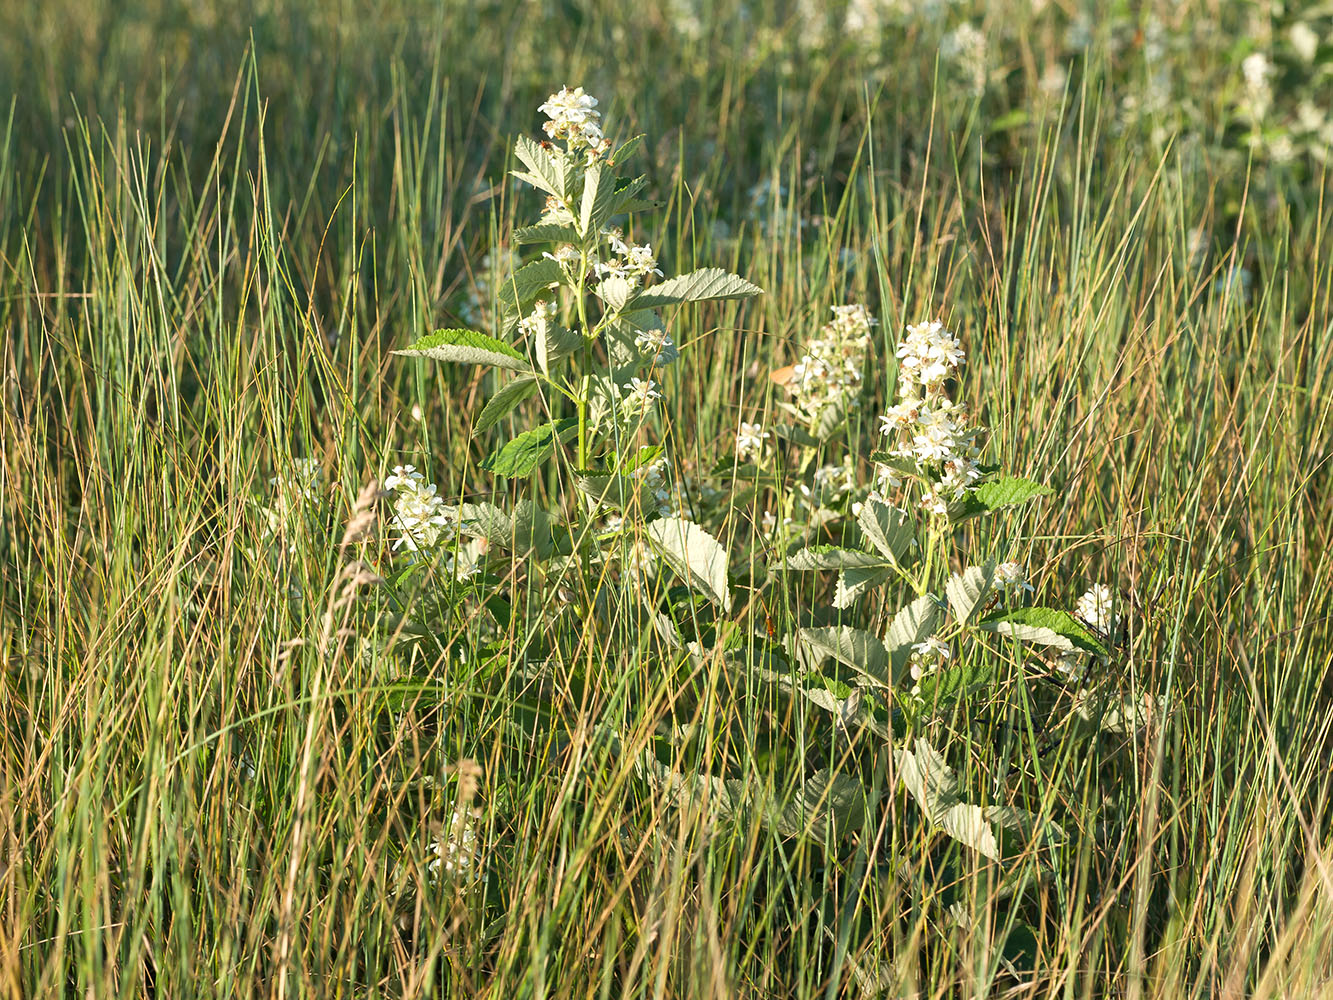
[4,1,1333,996]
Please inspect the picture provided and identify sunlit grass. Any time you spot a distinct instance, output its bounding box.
[3,1,1333,997]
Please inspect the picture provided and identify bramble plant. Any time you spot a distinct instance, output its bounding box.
[390,87,762,618]
[383,86,1137,911]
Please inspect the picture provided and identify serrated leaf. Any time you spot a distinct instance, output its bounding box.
[980,607,1109,657]
[479,418,577,477]
[609,134,644,165]
[630,267,763,309]
[799,626,891,686]
[580,162,622,237]
[898,739,1000,861]
[857,498,915,561]
[983,622,1074,651]
[513,136,572,199]
[456,500,559,559]
[946,561,996,625]
[949,476,1053,521]
[646,517,732,612]
[886,594,943,675]
[514,222,581,245]
[498,259,564,312]
[535,323,581,374]
[596,275,635,312]
[606,175,649,217]
[813,398,850,441]
[870,451,922,478]
[834,566,895,609]
[576,470,644,511]
[473,376,539,435]
[787,546,893,571]
[771,769,867,840]
[394,328,532,373]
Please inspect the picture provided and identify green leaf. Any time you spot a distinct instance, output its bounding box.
[580,162,620,237]
[980,606,1109,658]
[479,418,577,477]
[949,476,1053,521]
[534,322,581,375]
[514,222,581,245]
[576,470,645,511]
[834,566,895,609]
[857,498,915,561]
[498,259,563,313]
[606,175,650,217]
[608,134,644,165]
[630,267,763,309]
[799,626,891,686]
[886,594,943,676]
[595,275,635,312]
[512,136,572,200]
[897,739,1001,861]
[473,376,539,435]
[771,769,867,840]
[787,546,892,571]
[946,561,996,625]
[646,517,732,612]
[394,329,531,373]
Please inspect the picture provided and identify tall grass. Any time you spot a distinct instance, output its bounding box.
[4,0,1333,996]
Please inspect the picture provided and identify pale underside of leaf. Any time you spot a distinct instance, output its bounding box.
[646,517,732,612]
[630,267,763,309]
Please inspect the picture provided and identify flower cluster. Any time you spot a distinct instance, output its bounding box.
[1075,583,1119,636]
[538,86,608,155]
[877,320,982,516]
[909,635,950,694]
[994,561,1034,594]
[384,465,453,553]
[736,421,770,461]
[942,22,988,97]
[268,457,323,504]
[620,377,663,419]
[634,326,679,367]
[785,304,878,427]
[264,457,323,544]
[632,456,674,518]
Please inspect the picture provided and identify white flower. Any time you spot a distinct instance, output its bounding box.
[634,328,679,366]
[269,457,323,502]
[873,462,902,492]
[918,488,950,516]
[1075,583,1117,634]
[518,299,557,340]
[896,320,965,394]
[1240,53,1273,120]
[1290,22,1319,63]
[909,635,950,685]
[783,304,877,426]
[942,22,988,95]
[385,467,453,553]
[384,464,424,493]
[542,244,580,265]
[426,816,482,884]
[538,86,604,151]
[994,561,1035,594]
[626,243,663,277]
[736,421,770,461]
[620,377,662,418]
